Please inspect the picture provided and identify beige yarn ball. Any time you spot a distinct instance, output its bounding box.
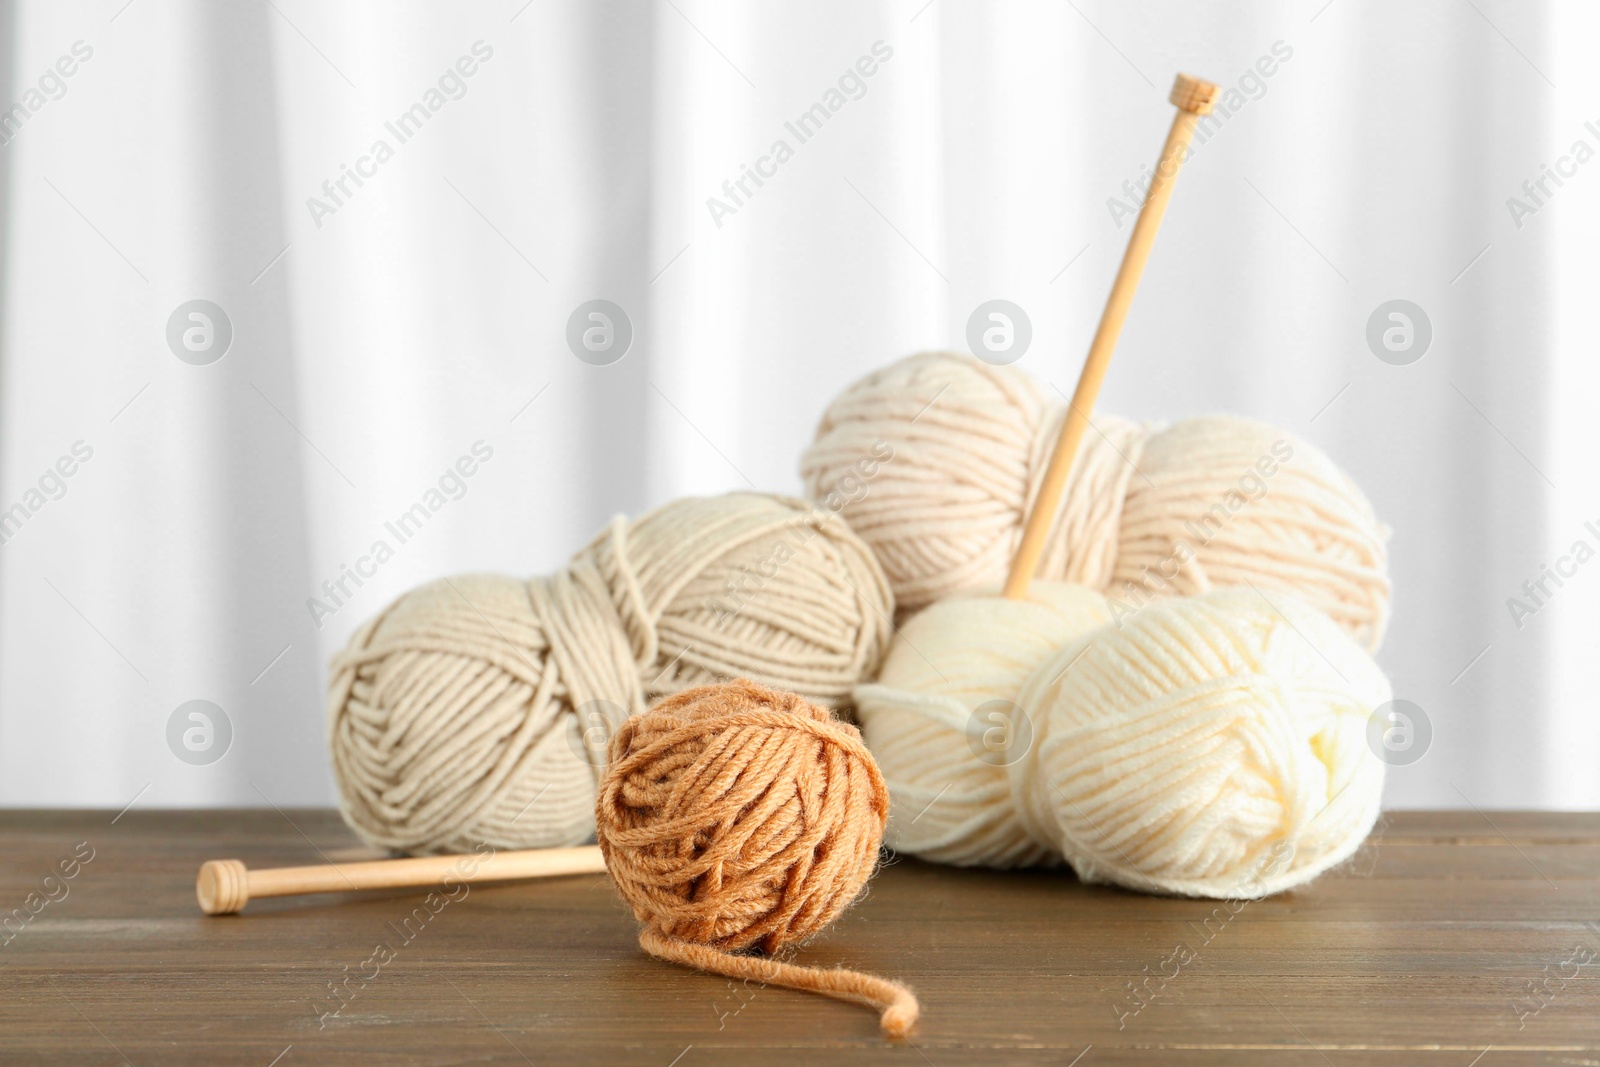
[1011,587,1390,899]
[327,493,893,854]
[854,581,1109,868]
[802,352,1391,649]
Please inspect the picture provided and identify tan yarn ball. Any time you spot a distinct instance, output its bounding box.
[854,581,1110,868]
[327,493,893,854]
[596,680,918,1036]
[802,352,1391,649]
[1012,588,1391,899]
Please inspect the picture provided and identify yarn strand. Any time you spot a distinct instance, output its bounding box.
[639,928,920,1038]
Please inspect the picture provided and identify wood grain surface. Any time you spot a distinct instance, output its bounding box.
[0,809,1596,1065]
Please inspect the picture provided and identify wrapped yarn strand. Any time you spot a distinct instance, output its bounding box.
[597,680,919,1036]
[857,583,1392,888]
[805,352,1391,648]
[1011,588,1391,898]
[329,493,893,855]
[855,581,1110,867]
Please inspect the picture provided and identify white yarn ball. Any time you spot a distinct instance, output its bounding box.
[854,581,1110,867]
[1011,587,1390,899]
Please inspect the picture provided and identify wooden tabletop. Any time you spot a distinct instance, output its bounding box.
[1,810,1596,1066]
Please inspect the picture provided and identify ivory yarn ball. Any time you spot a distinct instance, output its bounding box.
[854,581,1110,868]
[1011,587,1391,899]
[328,493,893,854]
[802,351,1391,649]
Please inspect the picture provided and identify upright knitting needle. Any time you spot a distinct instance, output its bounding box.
[197,845,607,914]
[1002,73,1217,601]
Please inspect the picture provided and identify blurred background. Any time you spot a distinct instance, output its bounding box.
[0,0,1593,811]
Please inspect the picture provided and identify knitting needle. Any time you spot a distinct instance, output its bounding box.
[1002,73,1218,601]
[196,845,607,914]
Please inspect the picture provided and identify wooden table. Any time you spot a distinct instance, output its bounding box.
[1,810,1596,1065]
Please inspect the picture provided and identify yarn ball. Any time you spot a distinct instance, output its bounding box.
[328,493,893,855]
[596,679,918,1036]
[802,351,1391,649]
[1011,587,1391,899]
[854,581,1110,868]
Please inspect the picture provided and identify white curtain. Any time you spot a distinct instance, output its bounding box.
[1,0,1593,811]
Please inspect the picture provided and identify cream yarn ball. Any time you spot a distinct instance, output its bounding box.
[854,581,1110,868]
[1011,587,1390,899]
[802,352,1391,649]
[328,493,893,854]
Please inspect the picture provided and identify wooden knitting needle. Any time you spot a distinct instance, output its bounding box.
[1002,72,1218,601]
[196,845,607,915]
